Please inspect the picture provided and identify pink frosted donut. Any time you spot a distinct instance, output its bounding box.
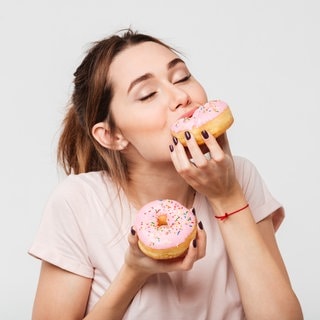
[171,99,234,146]
[134,199,197,260]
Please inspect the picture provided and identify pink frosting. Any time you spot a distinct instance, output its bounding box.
[171,99,228,133]
[134,199,196,249]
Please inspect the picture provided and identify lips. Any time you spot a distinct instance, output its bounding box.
[171,106,200,133]
[171,105,202,131]
[169,99,232,150]
[171,101,221,133]
[178,106,199,120]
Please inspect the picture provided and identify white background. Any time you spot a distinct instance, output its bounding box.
[1,0,319,318]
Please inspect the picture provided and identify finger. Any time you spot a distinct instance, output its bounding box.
[170,140,210,189]
[169,136,195,171]
[127,226,141,252]
[176,238,199,271]
[184,131,209,167]
[201,130,225,162]
[216,133,232,156]
[196,221,207,260]
[178,221,207,270]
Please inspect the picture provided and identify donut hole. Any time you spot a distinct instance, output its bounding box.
[157,214,167,226]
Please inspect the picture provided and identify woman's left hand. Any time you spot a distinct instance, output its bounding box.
[169,131,240,202]
[125,221,206,277]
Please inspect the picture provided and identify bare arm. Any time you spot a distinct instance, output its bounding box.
[32,261,149,320]
[83,263,148,320]
[32,262,92,320]
[170,132,303,320]
[213,193,303,320]
[32,223,206,320]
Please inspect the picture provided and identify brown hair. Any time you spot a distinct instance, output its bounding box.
[57,28,173,189]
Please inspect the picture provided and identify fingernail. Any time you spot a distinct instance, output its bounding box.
[131,226,136,236]
[201,130,209,139]
[198,221,204,230]
[169,144,174,152]
[192,239,197,248]
[192,208,196,215]
[185,131,191,140]
[173,136,178,145]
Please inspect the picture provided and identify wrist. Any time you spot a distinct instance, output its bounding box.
[123,261,151,284]
[209,185,247,217]
[214,203,249,221]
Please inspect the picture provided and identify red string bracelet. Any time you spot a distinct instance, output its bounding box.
[214,204,249,221]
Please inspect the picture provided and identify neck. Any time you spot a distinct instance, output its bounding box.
[125,164,195,209]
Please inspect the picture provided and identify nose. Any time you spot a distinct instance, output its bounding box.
[167,85,191,111]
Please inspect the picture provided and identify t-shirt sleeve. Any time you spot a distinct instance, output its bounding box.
[28,177,93,278]
[235,156,285,231]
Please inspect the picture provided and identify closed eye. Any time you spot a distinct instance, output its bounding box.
[174,73,191,84]
[139,92,157,101]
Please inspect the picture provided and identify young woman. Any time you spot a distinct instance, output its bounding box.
[29,29,303,319]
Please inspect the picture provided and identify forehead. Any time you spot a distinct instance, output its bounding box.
[109,42,179,88]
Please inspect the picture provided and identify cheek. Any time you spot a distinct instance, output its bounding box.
[122,115,165,136]
[133,133,173,161]
[126,123,170,148]
[192,83,207,101]
[121,113,172,154]
[118,106,167,136]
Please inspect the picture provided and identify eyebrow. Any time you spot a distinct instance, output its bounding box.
[127,58,186,94]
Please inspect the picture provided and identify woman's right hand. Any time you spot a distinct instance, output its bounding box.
[125,221,206,278]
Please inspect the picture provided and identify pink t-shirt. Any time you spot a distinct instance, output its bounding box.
[29,156,284,319]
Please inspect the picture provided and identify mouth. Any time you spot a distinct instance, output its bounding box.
[178,106,199,120]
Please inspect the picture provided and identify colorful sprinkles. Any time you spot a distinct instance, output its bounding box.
[134,199,196,249]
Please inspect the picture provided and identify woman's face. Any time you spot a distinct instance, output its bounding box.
[109,41,207,162]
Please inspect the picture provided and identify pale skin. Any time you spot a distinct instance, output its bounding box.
[32,42,303,319]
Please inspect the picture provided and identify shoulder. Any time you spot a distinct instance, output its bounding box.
[233,155,265,197]
[57,171,108,191]
[233,156,284,226]
[234,155,258,174]
[47,171,118,210]
[55,171,113,196]
[233,155,261,187]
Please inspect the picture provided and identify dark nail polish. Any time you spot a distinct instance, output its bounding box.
[131,226,136,236]
[169,145,174,152]
[201,130,209,139]
[198,221,204,230]
[192,208,196,215]
[185,131,191,140]
[192,239,197,248]
[173,136,178,145]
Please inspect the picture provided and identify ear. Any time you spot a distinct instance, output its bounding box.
[92,122,129,150]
